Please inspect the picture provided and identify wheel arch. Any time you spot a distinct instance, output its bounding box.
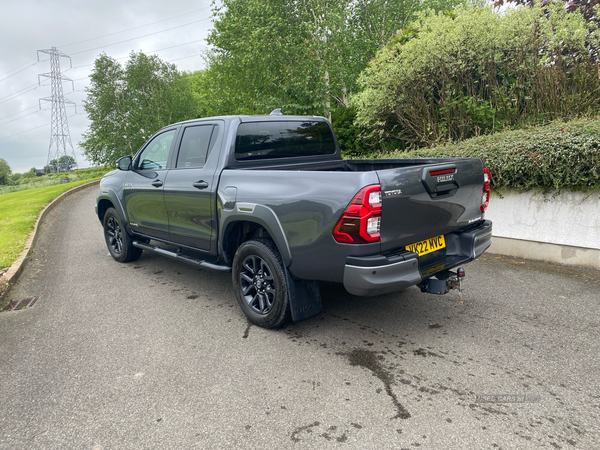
[97,198,115,223]
[220,207,292,268]
[97,191,127,226]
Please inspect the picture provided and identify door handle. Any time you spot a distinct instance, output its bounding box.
[193,181,209,190]
[151,180,163,188]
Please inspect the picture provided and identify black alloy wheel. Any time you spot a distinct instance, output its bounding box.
[103,207,142,263]
[239,254,276,315]
[106,216,124,255]
[232,239,290,329]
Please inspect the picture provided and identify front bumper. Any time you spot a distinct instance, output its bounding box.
[343,220,492,297]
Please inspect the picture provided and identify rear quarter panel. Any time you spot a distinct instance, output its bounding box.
[217,169,381,282]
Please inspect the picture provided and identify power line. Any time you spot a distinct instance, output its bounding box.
[0,121,49,141]
[152,40,207,55]
[58,5,213,48]
[0,112,80,141]
[169,54,203,62]
[0,61,39,84]
[0,82,40,102]
[69,16,212,56]
[66,39,207,71]
[0,59,37,79]
[0,105,39,122]
[67,49,206,83]
[0,84,45,106]
[0,109,41,128]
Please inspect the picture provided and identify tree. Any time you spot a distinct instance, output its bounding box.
[182,70,231,118]
[21,168,38,179]
[9,173,22,184]
[44,161,55,174]
[44,156,76,173]
[494,0,600,24]
[81,52,198,166]
[205,0,468,118]
[0,158,11,185]
[58,155,76,172]
[351,3,600,147]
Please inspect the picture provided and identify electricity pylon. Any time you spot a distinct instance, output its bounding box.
[37,47,78,173]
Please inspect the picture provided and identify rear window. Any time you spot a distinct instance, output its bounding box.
[235,121,335,161]
[176,125,214,168]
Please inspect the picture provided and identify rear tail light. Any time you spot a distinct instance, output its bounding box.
[333,185,382,244]
[481,167,491,212]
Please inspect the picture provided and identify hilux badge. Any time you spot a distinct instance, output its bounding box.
[437,174,454,182]
[384,189,403,197]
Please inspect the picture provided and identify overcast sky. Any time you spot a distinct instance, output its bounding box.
[0,0,217,174]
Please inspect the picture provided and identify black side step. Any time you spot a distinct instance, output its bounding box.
[132,241,231,273]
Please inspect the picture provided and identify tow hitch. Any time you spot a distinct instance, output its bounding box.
[419,268,466,303]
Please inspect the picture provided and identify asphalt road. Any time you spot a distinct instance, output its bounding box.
[1,185,599,450]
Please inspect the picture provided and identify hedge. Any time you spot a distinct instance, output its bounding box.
[385,117,600,192]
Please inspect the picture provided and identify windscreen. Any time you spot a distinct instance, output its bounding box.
[235,121,336,161]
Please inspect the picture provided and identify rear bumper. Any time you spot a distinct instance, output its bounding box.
[343,220,492,296]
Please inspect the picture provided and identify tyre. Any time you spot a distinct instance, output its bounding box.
[103,207,143,263]
[232,238,291,329]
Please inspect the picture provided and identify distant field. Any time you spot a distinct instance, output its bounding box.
[0,178,103,271]
[0,166,111,195]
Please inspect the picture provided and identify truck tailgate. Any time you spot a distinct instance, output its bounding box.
[377,158,485,253]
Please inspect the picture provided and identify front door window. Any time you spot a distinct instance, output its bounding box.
[137,130,176,170]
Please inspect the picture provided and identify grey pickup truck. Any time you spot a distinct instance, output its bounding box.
[96,111,492,328]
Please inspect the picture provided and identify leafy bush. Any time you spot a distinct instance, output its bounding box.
[352,3,600,148]
[331,107,374,158]
[386,117,600,191]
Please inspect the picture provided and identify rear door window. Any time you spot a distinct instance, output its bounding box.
[235,121,335,161]
[176,125,215,168]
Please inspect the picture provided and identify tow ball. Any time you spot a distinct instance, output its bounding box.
[419,268,466,303]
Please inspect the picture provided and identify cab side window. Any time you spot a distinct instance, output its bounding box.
[176,125,215,169]
[137,129,176,170]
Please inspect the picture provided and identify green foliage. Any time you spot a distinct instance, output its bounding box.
[8,173,22,184]
[81,52,198,166]
[331,107,372,158]
[205,0,467,117]
[0,158,11,185]
[352,3,600,147]
[45,155,77,174]
[386,117,600,192]
[18,169,37,180]
[182,70,227,118]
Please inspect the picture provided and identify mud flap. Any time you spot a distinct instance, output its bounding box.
[285,268,322,322]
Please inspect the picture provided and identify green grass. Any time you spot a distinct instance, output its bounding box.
[0,178,102,270]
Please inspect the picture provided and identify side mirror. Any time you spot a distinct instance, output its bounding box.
[116,156,132,171]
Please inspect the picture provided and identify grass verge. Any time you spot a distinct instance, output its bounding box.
[0,179,101,271]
